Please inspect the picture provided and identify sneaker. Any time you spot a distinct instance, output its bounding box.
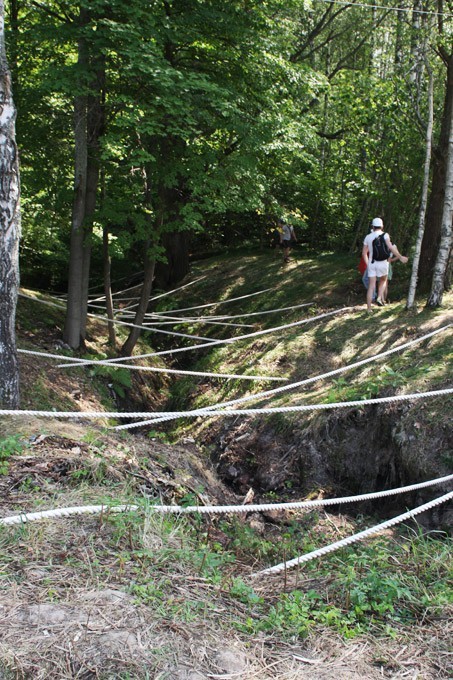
[376,298,384,307]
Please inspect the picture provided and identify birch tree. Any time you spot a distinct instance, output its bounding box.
[427,92,453,306]
[0,0,20,408]
[407,66,434,308]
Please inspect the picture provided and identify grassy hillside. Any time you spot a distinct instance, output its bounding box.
[0,248,451,679]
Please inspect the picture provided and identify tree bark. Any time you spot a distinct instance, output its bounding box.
[154,230,189,289]
[0,0,21,408]
[63,14,105,348]
[407,66,434,308]
[427,89,453,306]
[63,21,88,349]
[120,242,156,357]
[418,50,453,289]
[80,56,105,339]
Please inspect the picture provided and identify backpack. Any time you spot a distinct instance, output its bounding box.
[372,233,391,262]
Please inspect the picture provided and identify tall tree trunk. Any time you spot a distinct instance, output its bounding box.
[154,231,190,288]
[407,67,434,308]
[63,20,88,349]
[427,91,453,306]
[0,0,21,408]
[80,57,105,339]
[64,15,105,348]
[418,50,453,289]
[8,0,18,91]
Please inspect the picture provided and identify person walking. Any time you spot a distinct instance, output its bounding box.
[362,217,408,312]
[279,218,297,263]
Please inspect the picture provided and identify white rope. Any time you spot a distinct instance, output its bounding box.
[121,475,453,514]
[123,313,256,329]
[132,302,314,325]
[254,490,453,576]
[88,282,142,303]
[188,302,315,320]
[59,306,352,369]
[113,324,452,428]
[154,287,274,315]
[19,293,219,344]
[0,505,139,526]
[149,276,207,301]
[0,388,450,422]
[113,388,453,430]
[2,477,451,526]
[17,349,287,382]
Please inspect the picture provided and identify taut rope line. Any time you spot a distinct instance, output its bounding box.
[0,388,450,421]
[112,324,451,428]
[57,306,353,369]
[18,293,219,344]
[112,388,453,430]
[254,490,453,576]
[1,475,451,525]
[17,348,287,383]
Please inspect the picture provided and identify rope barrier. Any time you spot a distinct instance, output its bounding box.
[121,312,256,329]
[0,388,450,421]
[253,490,453,576]
[187,302,315,321]
[1,476,451,526]
[111,324,452,428]
[17,349,287,383]
[18,293,219,345]
[112,388,453,430]
[154,288,274,315]
[0,505,138,526]
[116,475,453,515]
[58,306,352,369]
[149,276,207,301]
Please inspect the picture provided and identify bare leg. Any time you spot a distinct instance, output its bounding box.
[377,276,388,304]
[367,276,377,311]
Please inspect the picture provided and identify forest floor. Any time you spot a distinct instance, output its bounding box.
[0,248,452,679]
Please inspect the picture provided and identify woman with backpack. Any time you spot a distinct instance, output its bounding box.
[362,217,408,312]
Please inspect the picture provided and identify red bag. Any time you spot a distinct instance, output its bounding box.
[358,257,367,275]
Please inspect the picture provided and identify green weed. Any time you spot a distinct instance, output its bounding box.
[0,435,27,475]
[88,361,132,399]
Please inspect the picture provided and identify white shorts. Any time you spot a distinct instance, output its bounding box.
[367,261,389,278]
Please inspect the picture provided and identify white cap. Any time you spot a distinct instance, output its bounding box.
[372,217,383,228]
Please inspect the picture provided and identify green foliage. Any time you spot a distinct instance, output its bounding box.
[13,0,443,289]
[234,531,453,639]
[87,358,132,399]
[0,435,26,475]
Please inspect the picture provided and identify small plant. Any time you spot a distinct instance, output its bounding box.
[228,577,263,605]
[87,359,132,398]
[0,435,26,475]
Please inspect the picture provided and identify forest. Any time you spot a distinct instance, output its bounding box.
[0,3,452,677]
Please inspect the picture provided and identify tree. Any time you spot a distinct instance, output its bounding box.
[418,49,453,290]
[427,80,453,306]
[0,0,20,408]
[407,64,434,308]
[64,4,106,348]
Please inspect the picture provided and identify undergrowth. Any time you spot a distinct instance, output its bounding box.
[2,504,450,642]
